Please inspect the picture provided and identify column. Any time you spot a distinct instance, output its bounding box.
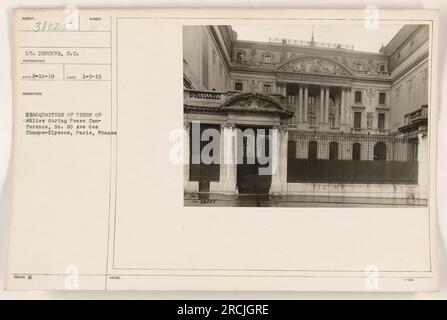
[417,130,429,200]
[183,121,190,193]
[324,87,330,123]
[345,88,351,125]
[320,87,325,123]
[270,127,281,194]
[220,123,237,194]
[270,126,288,195]
[340,88,345,125]
[294,90,300,123]
[303,86,308,123]
[276,82,282,95]
[279,127,288,194]
[298,85,303,122]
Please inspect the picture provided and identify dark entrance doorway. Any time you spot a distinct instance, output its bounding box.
[374,142,387,161]
[329,142,339,160]
[236,126,272,194]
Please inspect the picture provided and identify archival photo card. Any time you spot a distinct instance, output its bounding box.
[5,8,439,292]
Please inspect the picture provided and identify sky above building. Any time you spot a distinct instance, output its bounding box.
[232,24,405,53]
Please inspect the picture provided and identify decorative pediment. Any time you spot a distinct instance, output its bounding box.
[220,93,292,118]
[222,92,283,110]
[275,56,354,77]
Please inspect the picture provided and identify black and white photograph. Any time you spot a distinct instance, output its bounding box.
[183,24,430,207]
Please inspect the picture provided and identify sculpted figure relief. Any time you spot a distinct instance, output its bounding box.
[278,57,351,76]
[367,112,374,128]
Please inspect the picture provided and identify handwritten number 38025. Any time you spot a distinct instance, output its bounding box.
[33,21,67,32]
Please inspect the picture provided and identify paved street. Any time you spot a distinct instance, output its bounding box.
[184,194,427,207]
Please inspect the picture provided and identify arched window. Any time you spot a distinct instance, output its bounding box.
[329,142,339,160]
[329,113,335,127]
[374,142,387,160]
[287,140,296,160]
[379,64,386,72]
[308,141,318,160]
[263,54,273,63]
[235,51,245,61]
[352,143,361,160]
[307,112,316,125]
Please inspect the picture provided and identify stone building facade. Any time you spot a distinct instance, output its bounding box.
[183,25,429,202]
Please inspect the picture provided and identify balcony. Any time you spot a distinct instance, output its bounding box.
[351,128,390,135]
[399,105,428,133]
[184,89,226,107]
[353,69,391,78]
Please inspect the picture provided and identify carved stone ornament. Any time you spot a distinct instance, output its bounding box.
[222,92,283,111]
[367,112,374,129]
[251,48,257,57]
[276,56,353,77]
[248,79,257,93]
[220,93,294,119]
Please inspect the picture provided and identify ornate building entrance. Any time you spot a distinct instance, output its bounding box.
[236,125,272,194]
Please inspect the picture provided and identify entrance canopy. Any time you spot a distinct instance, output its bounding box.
[184,92,293,119]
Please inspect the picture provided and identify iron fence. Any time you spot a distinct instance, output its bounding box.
[189,164,220,182]
[287,159,418,184]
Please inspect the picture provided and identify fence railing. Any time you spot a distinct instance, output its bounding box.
[287,159,418,184]
[268,37,355,50]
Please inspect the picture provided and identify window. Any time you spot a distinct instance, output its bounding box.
[235,51,245,61]
[329,142,339,160]
[308,141,318,160]
[263,84,272,93]
[352,143,361,160]
[308,96,316,105]
[379,64,386,72]
[374,142,387,161]
[354,112,362,129]
[287,95,295,104]
[264,54,273,63]
[354,62,363,70]
[235,82,243,91]
[307,112,316,125]
[329,113,335,127]
[379,92,386,105]
[378,113,385,130]
[354,91,362,104]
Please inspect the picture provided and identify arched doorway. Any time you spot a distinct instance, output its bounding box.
[374,142,387,161]
[308,141,318,160]
[329,142,339,160]
[352,143,361,160]
[288,140,296,160]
